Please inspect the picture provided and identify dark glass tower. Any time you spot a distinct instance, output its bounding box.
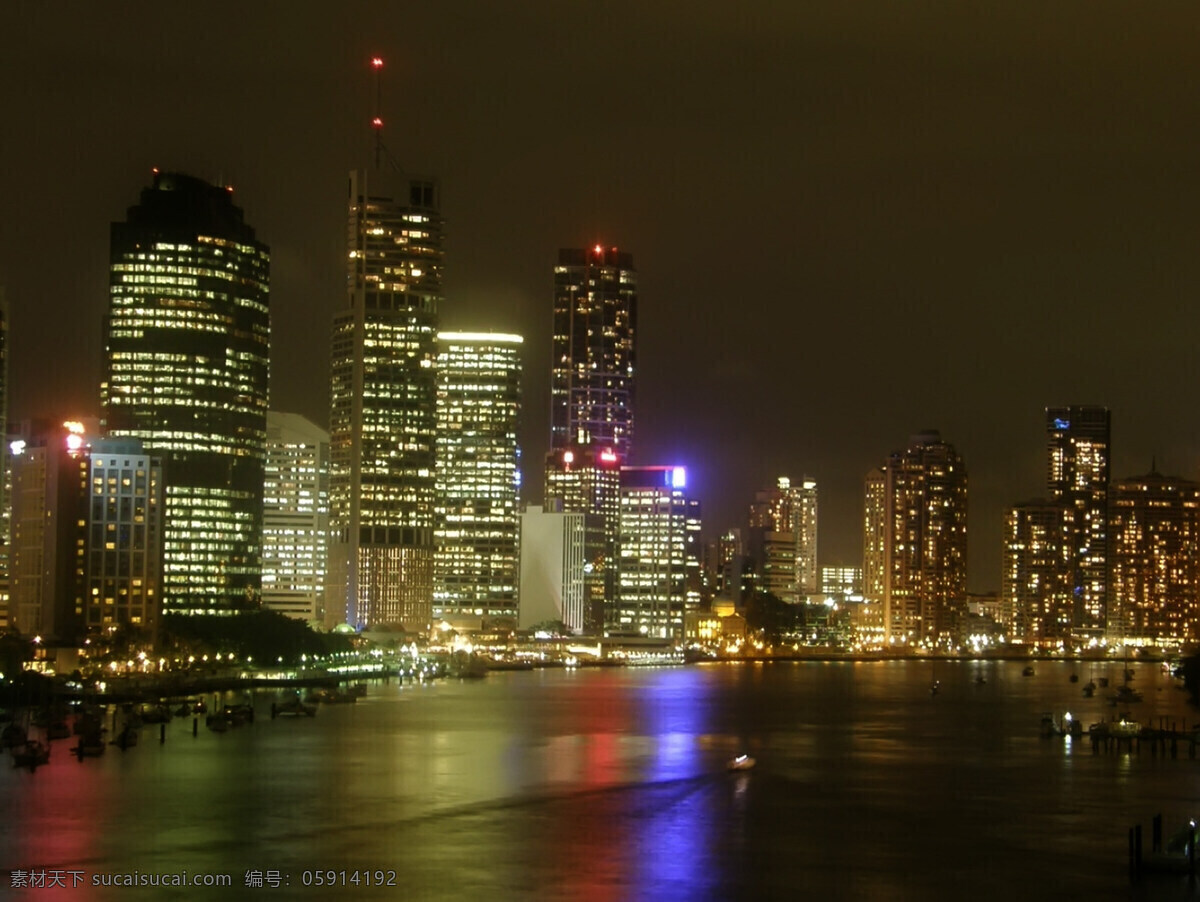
[102,172,270,616]
[550,246,637,457]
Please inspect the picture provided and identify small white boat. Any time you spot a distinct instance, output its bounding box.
[728,754,756,771]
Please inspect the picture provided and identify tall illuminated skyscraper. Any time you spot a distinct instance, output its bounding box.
[329,168,443,630]
[262,412,329,622]
[434,332,522,625]
[616,465,701,640]
[868,431,968,647]
[1045,406,1110,637]
[1002,500,1073,645]
[550,246,637,457]
[545,246,637,633]
[102,172,269,616]
[1109,468,1200,644]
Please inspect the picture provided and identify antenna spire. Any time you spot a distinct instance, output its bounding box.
[370,56,385,170]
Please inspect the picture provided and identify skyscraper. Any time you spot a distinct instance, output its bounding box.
[262,412,329,623]
[550,246,637,457]
[1109,468,1200,644]
[747,476,819,603]
[868,431,968,647]
[329,168,443,630]
[434,332,522,625]
[9,422,163,643]
[615,465,701,640]
[545,246,637,634]
[102,172,269,616]
[1045,406,1110,638]
[1002,500,1073,645]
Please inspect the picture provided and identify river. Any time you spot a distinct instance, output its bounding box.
[2,659,1199,901]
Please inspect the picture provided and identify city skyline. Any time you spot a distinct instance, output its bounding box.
[2,4,1199,593]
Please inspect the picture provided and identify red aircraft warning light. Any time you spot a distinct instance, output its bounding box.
[371,117,384,129]
[371,57,384,69]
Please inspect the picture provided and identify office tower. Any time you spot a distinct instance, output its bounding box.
[1109,469,1200,644]
[434,332,522,625]
[262,412,329,622]
[1002,501,1073,646]
[518,504,600,634]
[329,169,443,630]
[84,436,165,639]
[1045,406,1110,638]
[550,246,637,457]
[862,468,887,603]
[615,466,701,640]
[545,245,636,632]
[10,422,163,643]
[868,431,968,647]
[747,476,818,603]
[102,172,269,616]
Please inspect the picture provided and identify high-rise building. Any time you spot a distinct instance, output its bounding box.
[1002,500,1073,646]
[615,466,701,640]
[262,412,329,623]
[1109,468,1200,644]
[867,431,968,647]
[329,169,443,631]
[747,476,819,602]
[434,332,522,625]
[550,246,637,457]
[1045,406,1110,638]
[517,503,601,634]
[102,172,269,616]
[9,422,163,643]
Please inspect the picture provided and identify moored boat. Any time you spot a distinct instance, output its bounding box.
[11,739,50,769]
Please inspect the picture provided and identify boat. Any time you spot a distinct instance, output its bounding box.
[221,704,255,725]
[174,698,207,717]
[1,723,28,749]
[1082,681,1096,698]
[272,698,317,718]
[929,680,940,696]
[206,712,230,733]
[1022,665,1035,677]
[74,730,106,758]
[1109,684,1143,705]
[728,754,756,771]
[137,703,172,724]
[974,675,987,685]
[112,723,139,750]
[11,739,50,769]
[308,687,358,704]
[1069,673,1079,683]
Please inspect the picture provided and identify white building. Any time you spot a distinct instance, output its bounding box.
[262,412,329,622]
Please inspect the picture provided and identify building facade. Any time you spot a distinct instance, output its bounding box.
[10,423,163,643]
[1108,469,1200,645]
[1002,500,1073,646]
[1045,406,1110,638]
[550,246,637,458]
[329,169,443,630]
[747,476,818,602]
[102,171,269,616]
[262,412,329,622]
[615,466,701,640]
[434,332,522,625]
[869,431,968,648]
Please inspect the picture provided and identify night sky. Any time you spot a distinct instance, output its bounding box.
[2,2,1198,592]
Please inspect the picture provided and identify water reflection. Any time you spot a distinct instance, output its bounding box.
[2,661,1199,901]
